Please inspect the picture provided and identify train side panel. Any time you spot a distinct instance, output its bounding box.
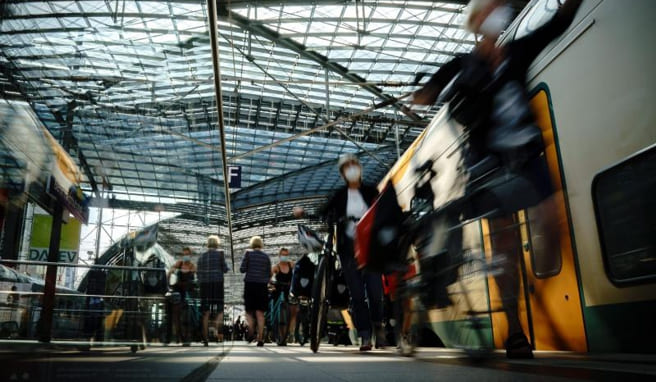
[524,0,656,352]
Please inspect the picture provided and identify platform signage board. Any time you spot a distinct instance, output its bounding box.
[28,214,81,264]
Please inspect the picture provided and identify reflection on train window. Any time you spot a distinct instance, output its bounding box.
[515,0,561,40]
[526,206,562,278]
[592,145,656,285]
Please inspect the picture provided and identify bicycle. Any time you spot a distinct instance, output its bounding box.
[267,281,290,346]
[297,223,343,353]
[390,159,507,358]
[289,252,316,347]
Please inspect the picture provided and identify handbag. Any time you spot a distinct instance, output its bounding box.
[355,180,407,273]
[168,271,178,287]
[165,290,182,305]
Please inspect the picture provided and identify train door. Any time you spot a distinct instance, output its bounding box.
[483,86,587,352]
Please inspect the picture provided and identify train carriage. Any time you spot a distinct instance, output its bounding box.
[383,0,656,354]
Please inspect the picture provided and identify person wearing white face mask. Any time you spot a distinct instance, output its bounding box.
[320,154,385,351]
[271,248,296,345]
[410,0,584,359]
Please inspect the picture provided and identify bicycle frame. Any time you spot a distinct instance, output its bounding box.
[392,161,501,357]
[268,283,290,345]
[309,225,340,353]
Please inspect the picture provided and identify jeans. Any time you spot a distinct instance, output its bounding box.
[338,236,384,341]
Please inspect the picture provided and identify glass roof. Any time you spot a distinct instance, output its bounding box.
[0,1,532,258]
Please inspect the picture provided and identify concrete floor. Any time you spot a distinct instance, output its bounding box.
[1,340,655,382]
[207,343,656,382]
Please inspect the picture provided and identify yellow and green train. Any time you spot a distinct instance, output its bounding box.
[383,0,655,354]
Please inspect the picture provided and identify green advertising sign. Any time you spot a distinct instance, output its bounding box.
[29,214,81,263]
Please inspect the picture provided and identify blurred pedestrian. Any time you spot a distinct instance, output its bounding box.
[411,0,584,359]
[239,236,271,347]
[197,235,229,346]
[167,247,196,345]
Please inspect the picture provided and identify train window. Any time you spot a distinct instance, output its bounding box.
[526,205,562,278]
[592,145,656,285]
[515,0,561,40]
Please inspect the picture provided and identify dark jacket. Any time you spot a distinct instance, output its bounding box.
[239,249,271,284]
[197,249,229,283]
[418,1,582,159]
[422,1,582,99]
[321,184,379,250]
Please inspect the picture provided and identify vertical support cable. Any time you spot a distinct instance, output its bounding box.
[95,189,103,263]
[207,0,235,269]
[325,68,330,121]
[394,112,401,159]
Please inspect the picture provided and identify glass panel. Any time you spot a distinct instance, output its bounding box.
[525,206,562,278]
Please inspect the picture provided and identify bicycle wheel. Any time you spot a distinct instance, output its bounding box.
[277,299,289,345]
[448,256,495,359]
[310,256,329,353]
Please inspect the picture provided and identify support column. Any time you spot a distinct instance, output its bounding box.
[37,202,63,343]
[207,0,235,269]
[0,199,24,262]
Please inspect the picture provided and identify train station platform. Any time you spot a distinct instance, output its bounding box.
[2,341,655,381]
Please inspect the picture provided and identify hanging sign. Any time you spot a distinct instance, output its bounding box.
[228,166,242,189]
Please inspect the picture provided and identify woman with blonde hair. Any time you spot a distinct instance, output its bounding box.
[197,235,229,346]
[239,236,271,347]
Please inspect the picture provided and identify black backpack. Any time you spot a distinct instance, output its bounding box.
[290,255,316,298]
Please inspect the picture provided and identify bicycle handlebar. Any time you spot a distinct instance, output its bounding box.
[325,214,360,226]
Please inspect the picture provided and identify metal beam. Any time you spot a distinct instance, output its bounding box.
[228,91,413,163]
[2,12,204,21]
[207,0,236,269]
[217,5,423,123]
[232,144,397,203]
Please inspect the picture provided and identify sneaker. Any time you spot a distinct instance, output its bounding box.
[256,341,264,347]
[359,338,372,352]
[375,331,387,349]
